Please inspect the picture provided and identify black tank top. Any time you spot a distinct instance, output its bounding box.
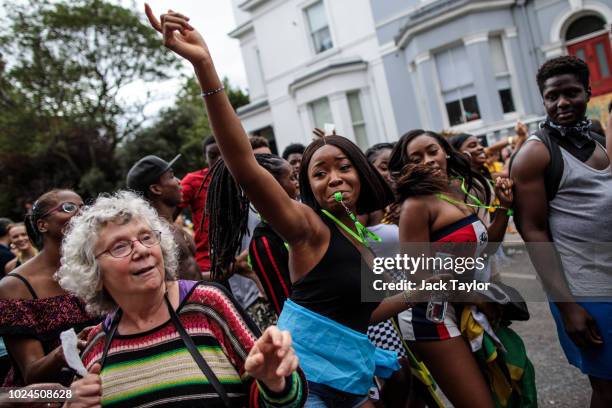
[290,215,378,333]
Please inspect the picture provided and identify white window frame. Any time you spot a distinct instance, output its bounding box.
[346,90,368,148]
[308,96,333,129]
[435,45,482,127]
[490,35,516,115]
[301,0,335,56]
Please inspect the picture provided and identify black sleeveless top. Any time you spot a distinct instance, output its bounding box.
[290,215,378,333]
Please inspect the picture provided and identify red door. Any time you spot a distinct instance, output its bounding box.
[568,33,612,96]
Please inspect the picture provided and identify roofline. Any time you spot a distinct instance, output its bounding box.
[395,0,516,48]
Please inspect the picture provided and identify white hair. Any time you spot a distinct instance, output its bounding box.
[57,190,178,316]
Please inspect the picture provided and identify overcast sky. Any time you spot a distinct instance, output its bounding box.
[0,1,248,116]
[135,0,247,87]
[125,0,248,115]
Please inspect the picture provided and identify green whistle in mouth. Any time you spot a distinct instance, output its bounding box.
[334,192,343,202]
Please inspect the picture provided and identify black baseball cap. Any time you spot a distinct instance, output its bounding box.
[126,154,181,196]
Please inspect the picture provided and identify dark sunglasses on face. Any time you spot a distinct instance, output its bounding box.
[40,202,83,218]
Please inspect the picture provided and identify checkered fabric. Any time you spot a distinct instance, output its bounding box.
[367,319,407,358]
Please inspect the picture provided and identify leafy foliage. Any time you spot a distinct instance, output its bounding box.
[0,0,250,219]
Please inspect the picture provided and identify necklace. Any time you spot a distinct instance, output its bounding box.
[436,177,513,216]
[321,192,381,247]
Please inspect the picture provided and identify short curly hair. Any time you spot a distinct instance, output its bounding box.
[282,143,305,160]
[536,56,590,94]
[57,191,178,316]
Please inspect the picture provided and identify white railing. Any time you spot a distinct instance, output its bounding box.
[476,115,545,145]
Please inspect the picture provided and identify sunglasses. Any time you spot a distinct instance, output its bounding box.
[40,202,83,218]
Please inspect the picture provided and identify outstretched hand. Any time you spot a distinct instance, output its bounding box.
[245,326,299,393]
[144,3,211,65]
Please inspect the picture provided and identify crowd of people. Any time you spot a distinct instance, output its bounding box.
[0,4,611,408]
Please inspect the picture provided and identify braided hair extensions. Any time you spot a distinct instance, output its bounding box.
[205,154,288,281]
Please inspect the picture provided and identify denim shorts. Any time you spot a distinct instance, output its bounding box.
[305,381,369,408]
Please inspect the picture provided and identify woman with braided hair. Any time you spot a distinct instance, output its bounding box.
[206,153,298,327]
[144,6,444,406]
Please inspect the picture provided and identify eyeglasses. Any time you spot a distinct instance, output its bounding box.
[95,230,162,259]
[40,202,83,218]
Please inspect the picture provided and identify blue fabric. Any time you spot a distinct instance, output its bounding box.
[277,299,400,395]
[549,301,612,380]
[305,382,370,408]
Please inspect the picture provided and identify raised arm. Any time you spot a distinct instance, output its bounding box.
[511,141,602,348]
[144,5,315,245]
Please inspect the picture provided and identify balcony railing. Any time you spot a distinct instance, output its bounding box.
[475,115,546,146]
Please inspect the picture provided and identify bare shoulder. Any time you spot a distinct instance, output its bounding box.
[511,139,550,179]
[398,196,433,242]
[0,260,40,300]
[0,272,32,300]
[400,196,433,217]
[289,200,329,246]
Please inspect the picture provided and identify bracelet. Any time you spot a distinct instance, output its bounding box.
[506,208,514,216]
[402,290,415,306]
[201,86,225,97]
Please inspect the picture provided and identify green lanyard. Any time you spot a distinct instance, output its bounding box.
[320,192,382,247]
[437,176,513,216]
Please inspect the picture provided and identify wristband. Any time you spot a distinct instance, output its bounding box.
[506,208,514,216]
[402,290,415,306]
[201,86,225,97]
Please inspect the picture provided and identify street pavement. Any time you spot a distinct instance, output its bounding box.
[513,302,591,408]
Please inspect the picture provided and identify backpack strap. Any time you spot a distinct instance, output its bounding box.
[534,128,564,202]
[164,293,234,408]
[508,129,563,202]
[589,130,606,147]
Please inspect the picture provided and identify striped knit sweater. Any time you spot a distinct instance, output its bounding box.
[81,282,306,408]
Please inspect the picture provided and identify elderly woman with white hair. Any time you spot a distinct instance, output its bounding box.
[57,191,306,408]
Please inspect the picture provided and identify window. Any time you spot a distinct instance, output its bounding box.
[309,97,333,129]
[436,45,481,126]
[347,91,368,148]
[499,89,516,114]
[305,1,333,54]
[490,36,516,114]
[566,15,606,41]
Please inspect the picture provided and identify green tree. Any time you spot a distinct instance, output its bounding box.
[223,77,250,111]
[0,0,180,217]
[118,75,249,177]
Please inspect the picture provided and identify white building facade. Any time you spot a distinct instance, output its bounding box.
[231,0,612,150]
[229,0,398,153]
[372,0,612,141]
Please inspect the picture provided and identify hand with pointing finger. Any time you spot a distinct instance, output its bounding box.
[144,3,210,65]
